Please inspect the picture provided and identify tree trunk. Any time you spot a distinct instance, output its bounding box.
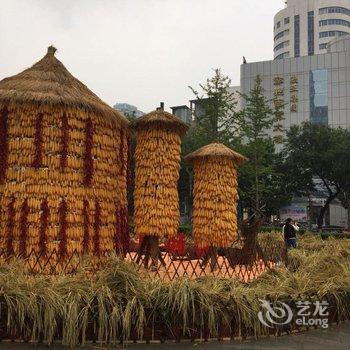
[317,193,338,230]
[254,160,259,212]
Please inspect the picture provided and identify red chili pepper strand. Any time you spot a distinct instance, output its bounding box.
[83,118,94,186]
[127,135,133,196]
[93,201,101,255]
[82,200,90,253]
[58,200,68,258]
[33,113,44,169]
[6,197,15,257]
[19,199,29,257]
[121,206,130,253]
[60,113,69,171]
[39,199,49,253]
[0,108,9,183]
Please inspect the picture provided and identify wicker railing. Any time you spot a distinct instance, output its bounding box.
[0,239,284,282]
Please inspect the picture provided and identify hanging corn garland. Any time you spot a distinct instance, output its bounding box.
[185,143,246,251]
[0,46,129,265]
[131,106,188,267]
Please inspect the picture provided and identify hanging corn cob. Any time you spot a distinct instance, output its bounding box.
[131,106,188,267]
[0,46,129,268]
[185,143,246,249]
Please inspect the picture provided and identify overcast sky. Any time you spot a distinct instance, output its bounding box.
[0,0,283,113]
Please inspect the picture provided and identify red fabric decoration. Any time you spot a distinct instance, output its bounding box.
[60,113,69,171]
[0,108,9,183]
[19,199,30,256]
[6,197,15,257]
[83,118,94,186]
[195,246,210,258]
[165,233,186,256]
[82,200,90,253]
[33,113,44,169]
[93,201,101,255]
[39,199,50,253]
[58,199,68,257]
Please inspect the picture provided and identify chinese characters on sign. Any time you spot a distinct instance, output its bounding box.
[273,76,285,144]
[290,75,298,113]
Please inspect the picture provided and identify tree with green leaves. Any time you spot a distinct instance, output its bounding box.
[237,75,279,213]
[284,122,350,229]
[189,68,238,145]
[179,69,240,218]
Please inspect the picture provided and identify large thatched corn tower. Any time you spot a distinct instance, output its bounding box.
[0,46,129,260]
[131,106,188,266]
[185,143,246,250]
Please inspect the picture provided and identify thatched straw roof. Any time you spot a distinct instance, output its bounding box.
[185,142,247,165]
[0,46,128,127]
[130,109,188,136]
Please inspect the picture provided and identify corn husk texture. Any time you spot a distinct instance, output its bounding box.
[0,104,129,258]
[192,157,239,248]
[133,123,182,238]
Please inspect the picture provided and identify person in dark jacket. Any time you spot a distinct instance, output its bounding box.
[282,218,298,249]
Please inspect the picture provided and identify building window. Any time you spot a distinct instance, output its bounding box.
[308,11,315,56]
[319,19,350,27]
[274,29,290,41]
[319,30,348,38]
[294,15,300,57]
[319,43,328,50]
[309,69,328,125]
[284,17,290,25]
[274,41,290,52]
[277,21,281,29]
[319,7,350,16]
[275,52,290,60]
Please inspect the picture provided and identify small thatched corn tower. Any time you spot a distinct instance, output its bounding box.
[0,46,129,261]
[185,143,246,250]
[131,106,188,266]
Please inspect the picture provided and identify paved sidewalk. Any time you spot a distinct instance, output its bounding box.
[1,324,350,350]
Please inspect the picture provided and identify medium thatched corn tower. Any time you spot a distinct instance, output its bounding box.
[131,106,188,266]
[0,46,129,260]
[185,143,246,249]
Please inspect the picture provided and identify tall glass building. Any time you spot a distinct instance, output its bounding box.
[240,35,350,228]
[274,0,350,59]
[241,35,350,133]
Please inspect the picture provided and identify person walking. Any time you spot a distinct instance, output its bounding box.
[282,218,298,249]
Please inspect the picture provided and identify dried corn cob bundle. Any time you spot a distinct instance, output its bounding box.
[131,109,188,243]
[0,46,129,267]
[185,143,246,249]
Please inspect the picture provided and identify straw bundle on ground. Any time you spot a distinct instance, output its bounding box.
[131,108,188,265]
[185,143,246,249]
[0,46,129,262]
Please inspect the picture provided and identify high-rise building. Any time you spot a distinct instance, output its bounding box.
[113,103,145,118]
[274,0,350,59]
[241,35,350,135]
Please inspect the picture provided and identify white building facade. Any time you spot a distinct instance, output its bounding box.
[274,0,350,59]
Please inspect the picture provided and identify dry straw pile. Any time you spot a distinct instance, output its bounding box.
[186,143,246,248]
[0,46,129,261]
[131,109,188,239]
